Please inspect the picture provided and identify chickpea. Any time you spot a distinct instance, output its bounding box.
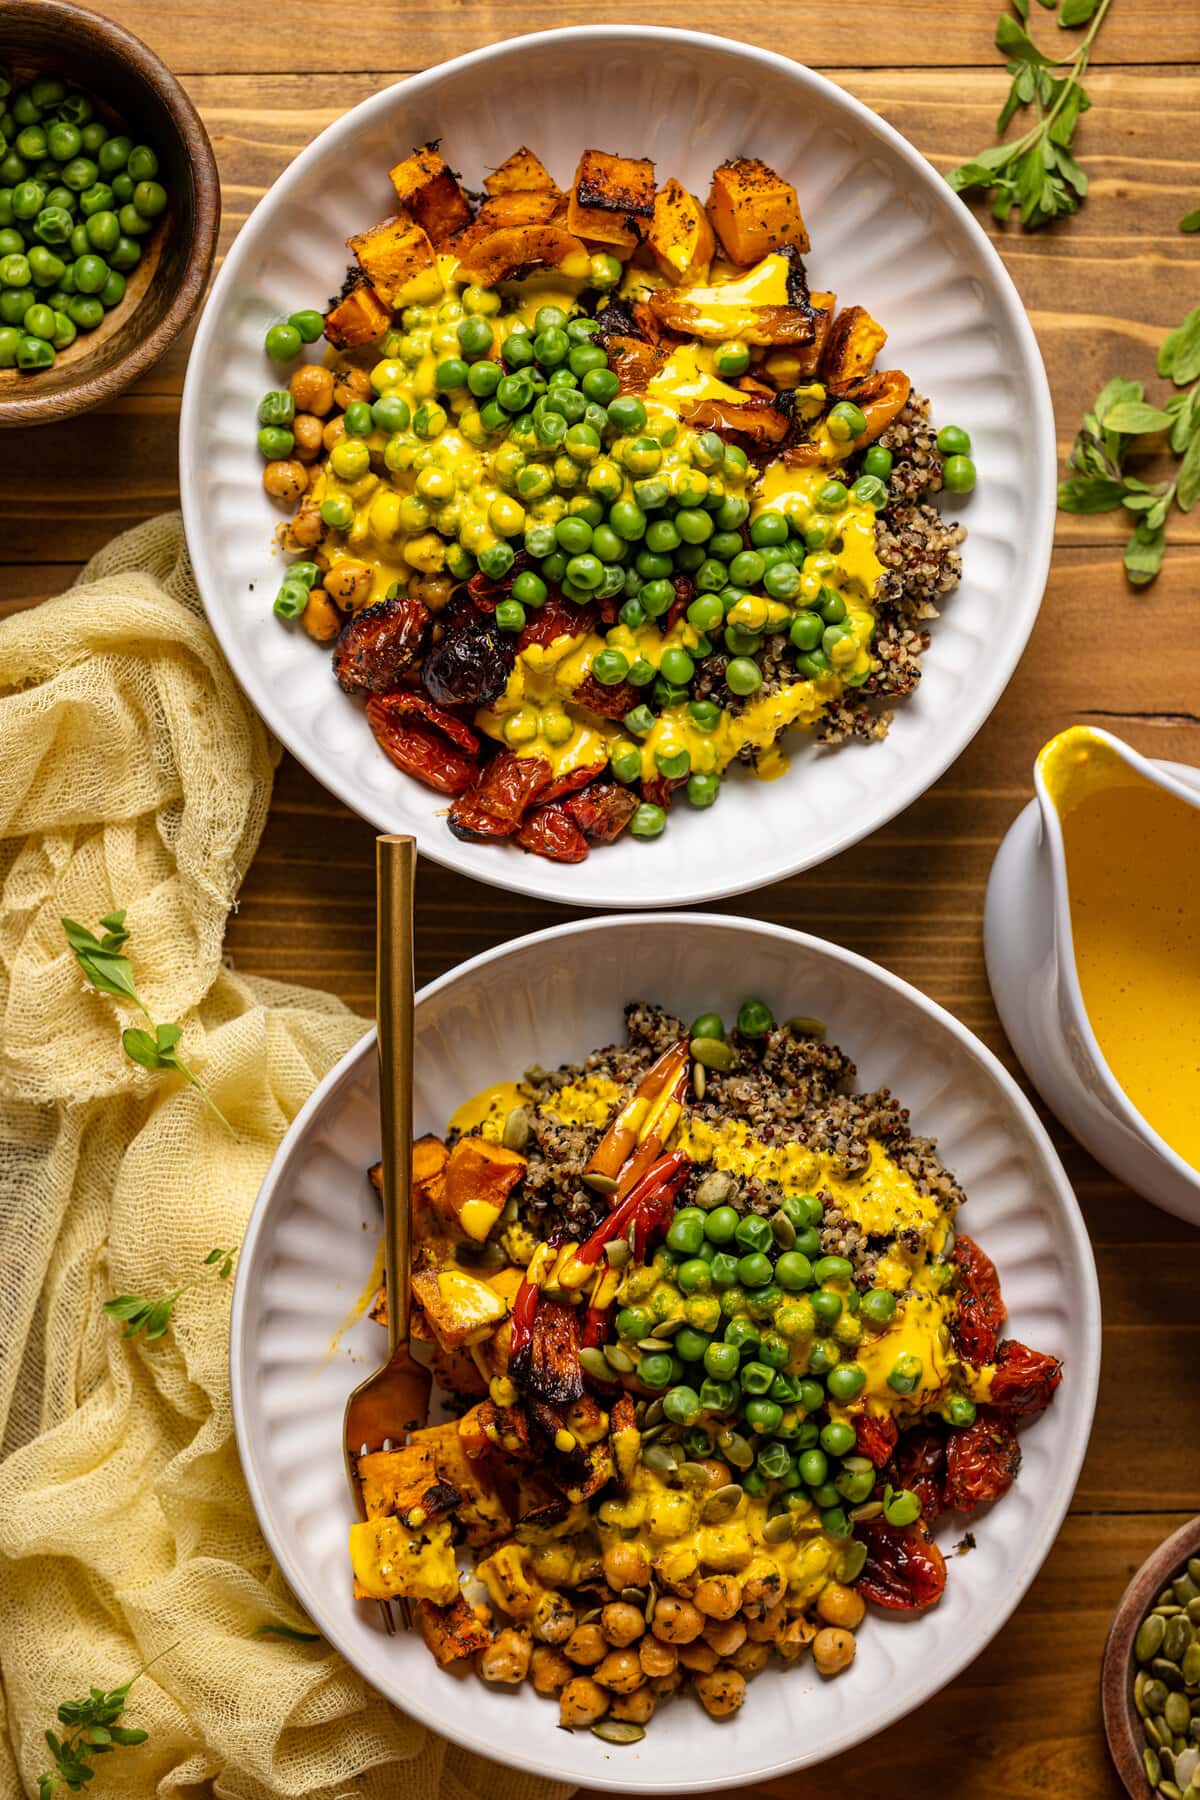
[746,1602,786,1644]
[816,1582,866,1631]
[283,495,324,551]
[559,1676,609,1729]
[777,1617,816,1664]
[324,561,374,609]
[602,1542,650,1591]
[600,1602,644,1648]
[647,1666,683,1695]
[813,1627,856,1677]
[741,1573,785,1621]
[638,1635,677,1679]
[290,363,335,416]
[694,1668,747,1719]
[322,414,347,452]
[593,1649,643,1695]
[530,1645,573,1696]
[292,412,324,461]
[532,1591,576,1645]
[263,460,307,505]
[529,1543,574,1585]
[611,1686,656,1725]
[697,1458,732,1491]
[406,570,453,612]
[693,1576,742,1621]
[703,1616,747,1659]
[302,588,341,642]
[564,1622,607,1667]
[730,1640,769,1677]
[650,1597,704,1644]
[677,1639,718,1674]
[478,1627,532,1685]
[334,366,373,408]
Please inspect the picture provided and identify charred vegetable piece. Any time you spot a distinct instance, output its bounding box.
[416,1594,494,1665]
[571,672,641,721]
[539,760,608,804]
[567,149,656,250]
[365,691,481,796]
[357,1443,463,1528]
[942,1406,1022,1512]
[515,803,590,863]
[441,1135,527,1241]
[333,594,431,695]
[887,1428,947,1524]
[350,1513,459,1603]
[564,781,639,843]
[987,1340,1063,1419]
[454,224,590,287]
[323,282,391,349]
[854,1411,899,1470]
[411,1266,508,1352]
[855,1516,948,1612]
[448,751,554,840]
[820,303,888,386]
[706,157,810,263]
[422,622,513,709]
[484,146,559,197]
[521,1298,585,1405]
[950,1234,1006,1366]
[646,176,715,284]
[388,143,473,246]
[348,215,438,308]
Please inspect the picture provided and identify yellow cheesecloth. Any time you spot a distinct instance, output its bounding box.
[0,517,573,1800]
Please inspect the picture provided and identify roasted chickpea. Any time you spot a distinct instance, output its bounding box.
[559,1676,609,1729]
[697,1458,732,1491]
[334,366,373,408]
[564,1622,607,1667]
[290,362,335,416]
[532,1591,576,1645]
[813,1626,856,1677]
[730,1640,769,1677]
[746,1602,787,1644]
[600,1602,644,1648]
[593,1649,643,1695]
[693,1576,742,1621]
[530,1645,573,1696]
[677,1639,718,1673]
[702,1617,747,1659]
[530,1543,574,1586]
[741,1573,785,1620]
[611,1686,656,1725]
[651,1597,704,1644]
[638,1635,677,1679]
[694,1667,747,1719]
[322,414,347,452]
[292,412,324,461]
[406,570,454,612]
[323,560,374,608]
[647,1666,683,1696]
[777,1616,816,1664]
[816,1582,866,1631]
[602,1542,651,1590]
[478,1627,532,1685]
[263,460,307,505]
[283,495,325,550]
[302,588,340,641]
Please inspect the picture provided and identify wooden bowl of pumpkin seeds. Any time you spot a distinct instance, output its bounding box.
[1103,1517,1200,1800]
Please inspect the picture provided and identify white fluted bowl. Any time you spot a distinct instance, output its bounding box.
[230,915,1099,1792]
[181,27,1054,909]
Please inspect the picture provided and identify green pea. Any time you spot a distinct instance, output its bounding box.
[798,1447,829,1487]
[79,209,119,257]
[811,1287,842,1326]
[22,298,54,339]
[942,454,976,493]
[272,580,309,620]
[77,183,113,220]
[606,393,645,433]
[319,494,353,529]
[256,425,294,459]
[0,250,29,286]
[759,1331,790,1370]
[46,121,81,162]
[126,145,158,182]
[731,1214,770,1256]
[790,609,821,655]
[820,1420,857,1458]
[492,598,524,632]
[108,235,141,272]
[0,322,18,364]
[828,399,867,442]
[944,1395,977,1428]
[883,1485,921,1527]
[530,324,566,366]
[859,1287,897,1325]
[937,423,971,456]
[724,550,761,589]
[702,1339,740,1381]
[657,646,693,688]
[97,136,132,175]
[736,998,773,1039]
[60,157,97,194]
[725,656,761,697]
[857,443,891,484]
[775,1251,813,1292]
[616,1307,652,1340]
[709,1251,740,1288]
[16,331,54,369]
[677,1256,714,1294]
[815,479,849,513]
[639,1351,674,1389]
[622,704,655,739]
[761,560,800,600]
[735,1252,772,1290]
[686,772,718,808]
[257,389,295,429]
[699,1376,739,1414]
[630,803,666,840]
[562,553,600,592]
[673,1326,711,1364]
[742,1398,783,1436]
[32,206,72,247]
[265,321,301,362]
[887,1353,923,1395]
[284,308,322,344]
[15,124,47,162]
[110,171,134,205]
[662,1383,702,1426]
[132,179,167,219]
[807,1338,840,1375]
[826,1362,867,1401]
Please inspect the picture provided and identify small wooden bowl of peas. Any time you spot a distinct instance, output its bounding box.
[0,0,219,427]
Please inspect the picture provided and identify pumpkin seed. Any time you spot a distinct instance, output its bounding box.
[785,1015,826,1038]
[501,1106,531,1152]
[700,1483,743,1523]
[1155,1658,1186,1691]
[1162,1588,1177,1606]
[640,1422,666,1446]
[1168,1694,1193,1736]
[1161,1783,1184,1800]
[644,1580,657,1625]
[578,1607,601,1625]
[579,1348,613,1383]
[651,1317,684,1339]
[1146,1680,1169,1716]
[619,1587,645,1607]
[591,1717,646,1745]
[583,1170,619,1196]
[850,1500,884,1523]
[1145,1749,1163,1787]
[770,1209,797,1249]
[694,1169,736,1209]
[1189,1559,1200,1586]
[501,1196,520,1223]
[677,1460,711,1489]
[690,1036,735,1071]
[1178,1576,1200,1606]
[762,1512,794,1544]
[644,1398,665,1428]
[523,1063,548,1085]
[1136,1672,1150,1720]
[1139,1615,1168,1662]
[1163,1747,1179,1780]
[603,1343,634,1374]
[1148,1718,1167,1751]
[604,1238,630,1270]
[642,1441,680,1474]
[1158,1605,1187,1618]
[715,1429,754,1470]
[637,1339,664,1353]
[1187,1598,1200,1626]
[1175,1747,1199,1790]
[693,1061,706,1101]
[1165,1616,1195,1662]
[1182,1644,1200,1687]
[839,1538,868,1582]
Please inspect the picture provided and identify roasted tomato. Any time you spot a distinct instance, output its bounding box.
[988,1339,1063,1420]
[943,1406,1021,1513]
[854,1411,898,1470]
[517,594,597,651]
[422,623,513,709]
[641,772,685,812]
[521,1299,584,1406]
[365,691,480,796]
[514,802,589,863]
[540,761,608,804]
[332,594,430,695]
[665,573,693,632]
[855,1516,947,1612]
[951,1234,1006,1366]
[565,782,639,843]
[448,751,553,840]
[572,673,640,721]
[889,1426,947,1524]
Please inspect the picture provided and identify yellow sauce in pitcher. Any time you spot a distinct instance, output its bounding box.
[1039,726,1200,1168]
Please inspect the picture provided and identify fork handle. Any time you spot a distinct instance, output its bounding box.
[376,834,416,1354]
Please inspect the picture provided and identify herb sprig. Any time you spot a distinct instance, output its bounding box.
[1058,306,1200,585]
[62,912,233,1133]
[103,1246,237,1341]
[948,0,1113,228]
[37,1651,175,1798]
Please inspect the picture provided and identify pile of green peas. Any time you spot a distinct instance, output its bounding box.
[0,66,166,372]
[935,423,977,494]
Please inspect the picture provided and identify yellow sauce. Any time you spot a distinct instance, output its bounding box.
[1041,725,1200,1168]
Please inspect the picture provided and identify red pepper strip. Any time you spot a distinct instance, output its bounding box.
[576,1150,690,1268]
[508,1276,539,1362]
[585,1041,690,1182]
[581,1303,611,1349]
[615,1061,692,1199]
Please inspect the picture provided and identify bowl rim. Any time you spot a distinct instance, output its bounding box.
[0,0,221,428]
[229,911,1101,1792]
[1100,1513,1200,1798]
[180,24,1056,911]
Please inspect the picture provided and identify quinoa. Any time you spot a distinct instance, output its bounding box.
[516,1000,965,1287]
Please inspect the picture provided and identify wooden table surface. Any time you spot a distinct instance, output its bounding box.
[5,4,1200,1795]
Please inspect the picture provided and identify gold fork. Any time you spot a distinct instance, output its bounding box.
[342,834,432,1634]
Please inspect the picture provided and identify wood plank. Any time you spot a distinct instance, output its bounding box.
[73,0,1200,74]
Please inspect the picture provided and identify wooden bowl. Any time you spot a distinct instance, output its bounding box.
[1102,1515,1200,1796]
[0,0,219,427]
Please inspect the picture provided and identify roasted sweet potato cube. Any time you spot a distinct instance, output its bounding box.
[707,157,809,264]
[566,149,656,250]
[458,1397,533,1462]
[820,304,888,386]
[479,191,561,229]
[485,146,558,196]
[416,1595,493,1666]
[411,1266,508,1351]
[388,143,473,246]
[416,1419,511,1546]
[323,283,391,349]
[441,1136,526,1242]
[347,214,439,308]
[453,223,590,287]
[646,177,715,284]
[349,1514,458,1604]
[357,1444,463,1528]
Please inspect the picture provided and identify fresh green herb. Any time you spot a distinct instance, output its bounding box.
[1057,306,1200,586]
[948,0,1113,228]
[1181,208,1200,234]
[37,1650,174,1797]
[61,911,233,1132]
[249,1623,322,1642]
[102,1246,237,1340]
